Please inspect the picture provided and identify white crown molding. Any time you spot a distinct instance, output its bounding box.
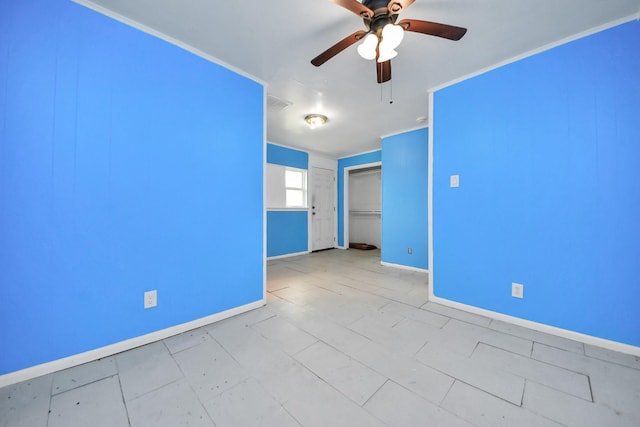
[338,148,382,160]
[266,141,307,153]
[431,14,639,93]
[73,0,265,86]
[380,124,429,140]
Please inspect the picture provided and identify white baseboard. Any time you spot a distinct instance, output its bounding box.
[381,261,429,274]
[0,299,265,388]
[430,295,640,357]
[267,251,310,260]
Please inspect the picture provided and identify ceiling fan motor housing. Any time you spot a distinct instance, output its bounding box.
[363,0,398,12]
[362,0,398,32]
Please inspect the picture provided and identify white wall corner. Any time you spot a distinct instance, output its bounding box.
[263,89,267,302]
[427,91,435,301]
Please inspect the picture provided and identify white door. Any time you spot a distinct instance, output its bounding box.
[311,167,335,251]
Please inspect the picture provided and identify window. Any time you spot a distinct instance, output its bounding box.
[285,168,307,208]
[266,163,308,209]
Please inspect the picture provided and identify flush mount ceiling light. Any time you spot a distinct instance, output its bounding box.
[304,114,328,128]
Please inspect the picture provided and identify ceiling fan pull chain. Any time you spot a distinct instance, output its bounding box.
[379,75,394,104]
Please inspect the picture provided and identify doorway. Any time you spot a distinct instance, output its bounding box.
[311,167,336,251]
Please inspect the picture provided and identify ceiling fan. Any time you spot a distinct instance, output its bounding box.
[311,0,467,83]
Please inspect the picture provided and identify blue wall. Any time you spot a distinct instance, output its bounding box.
[266,144,309,257]
[267,211,308,257]
[267,143,308,169]
[0,0,264,375]
[382,129,429,269]
[337,151,382,247]
[433,21,640,346]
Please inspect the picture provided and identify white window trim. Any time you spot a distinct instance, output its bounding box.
[285,167,308,208]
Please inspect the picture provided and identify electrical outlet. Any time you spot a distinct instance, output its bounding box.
[408,248,412,254]
[144,290,157,309]
[511,283,524,299]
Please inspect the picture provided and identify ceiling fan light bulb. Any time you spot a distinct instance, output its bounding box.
[381,23,404,49]
[357,33,378,60]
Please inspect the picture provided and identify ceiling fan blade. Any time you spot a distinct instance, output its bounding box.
[376,60,391,84]
[398,19,467,41]
[329,0,374,18]
[388,0,415,14]
[311,30,367,67]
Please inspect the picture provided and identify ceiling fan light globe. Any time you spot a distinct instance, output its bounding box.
[357,33,378,60]
[381,23,404,49]
[357,44,377,60]
[377,44,398,63]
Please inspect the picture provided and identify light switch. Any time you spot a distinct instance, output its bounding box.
[450,175,460,188]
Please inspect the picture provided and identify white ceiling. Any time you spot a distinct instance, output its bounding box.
[78,0,640,158]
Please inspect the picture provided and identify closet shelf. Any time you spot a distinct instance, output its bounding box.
[349,210,381,215]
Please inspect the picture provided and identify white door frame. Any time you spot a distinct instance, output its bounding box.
[343,161,382,249]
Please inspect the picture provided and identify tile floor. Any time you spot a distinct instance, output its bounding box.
[2,249,639,426]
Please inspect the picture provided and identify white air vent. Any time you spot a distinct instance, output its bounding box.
[267,94,291,112]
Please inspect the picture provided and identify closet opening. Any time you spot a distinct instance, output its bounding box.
[345,164,381,251]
